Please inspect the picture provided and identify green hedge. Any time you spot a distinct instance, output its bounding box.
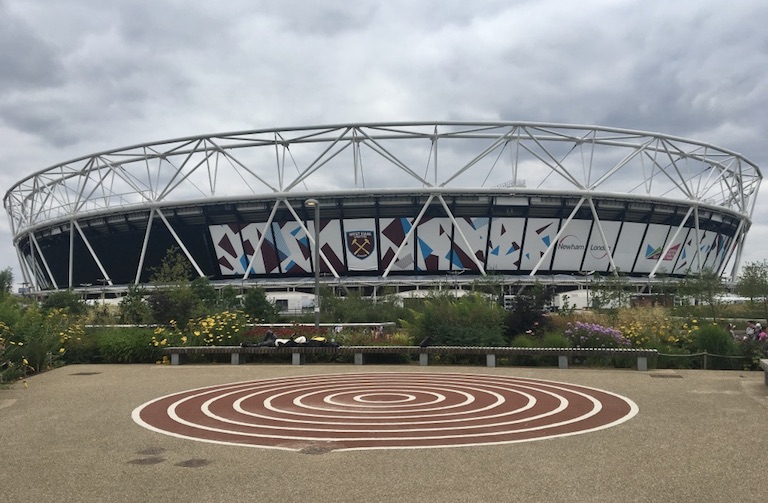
[62,327,162,364]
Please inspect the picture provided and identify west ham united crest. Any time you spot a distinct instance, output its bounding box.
[347,231,375,259]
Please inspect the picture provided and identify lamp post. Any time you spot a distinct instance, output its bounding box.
[97,278,108,303]
[79,283,92,302]
[304,199,321,329]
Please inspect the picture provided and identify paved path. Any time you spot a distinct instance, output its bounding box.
[2,364,767,502]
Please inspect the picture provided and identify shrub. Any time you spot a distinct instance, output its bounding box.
[41,290,86,315]
[737,338,768,370]
[12,306,77,374]
[539,332,571,348]
[388,331,414,345]
[509,334,535,347]
[507,334,536,366]
[97,327,161,363]
[503,294,550,338]
[565,321,630,348]
[333,329,409,346]
[319,290,409,325]
[146,287,199,328]
[151,310,251,348]
[692,323,734,356]
[0,294,23,328]
[61,331,100,364]
[119,286,152,324]
[404,293,506,346]
[242,288,280,322]
[0,320,28,383]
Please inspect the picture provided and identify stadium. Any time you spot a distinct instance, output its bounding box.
[3,122,762,300]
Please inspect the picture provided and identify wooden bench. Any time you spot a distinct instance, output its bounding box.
[760,359,768,385]
[163,345,657,370]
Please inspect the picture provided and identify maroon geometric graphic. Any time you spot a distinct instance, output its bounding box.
[217,234,237,258]
[382,219,407,244]
[217,256,233,271]
[320,243,345,273]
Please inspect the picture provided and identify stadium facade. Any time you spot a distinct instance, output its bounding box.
[3,122,762,295]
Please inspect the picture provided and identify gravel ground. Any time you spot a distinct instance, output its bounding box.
[1,363,767,503]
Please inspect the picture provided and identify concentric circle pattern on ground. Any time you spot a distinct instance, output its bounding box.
[132,372,638,451]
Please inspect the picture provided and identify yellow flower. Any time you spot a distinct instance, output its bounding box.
[59,348,66,354]
[194,330,200,336]
[181,336,188,344]
[22,357,28,366]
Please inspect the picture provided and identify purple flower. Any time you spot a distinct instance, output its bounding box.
[565,321,631,348]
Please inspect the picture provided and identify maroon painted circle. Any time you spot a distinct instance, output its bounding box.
[132,372,638,451]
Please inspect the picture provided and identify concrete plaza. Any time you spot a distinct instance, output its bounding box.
[1,363,766,502]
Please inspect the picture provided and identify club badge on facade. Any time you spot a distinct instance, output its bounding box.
[347,231,374,259]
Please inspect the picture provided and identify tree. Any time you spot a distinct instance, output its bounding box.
[218,285,241,312]
[119,285,152,324]
[503,283,552,339]
[648,269,676,307]
[242,287,279,322]
[41,290,87,315]
[190,277,217,313]
[470,271,505,305]
[0,268,13,296]
[146,247,200,327]
[737,260,768,321]
[150,246,194,283]
[589,272,631,312]
[678,268,726,321]
[146,288,199,327]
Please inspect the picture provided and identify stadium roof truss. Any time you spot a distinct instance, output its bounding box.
[3,122,762,291]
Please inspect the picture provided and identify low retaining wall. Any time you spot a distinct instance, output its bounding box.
[163,345,658,370]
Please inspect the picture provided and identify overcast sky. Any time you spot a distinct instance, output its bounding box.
[1,0,767,288]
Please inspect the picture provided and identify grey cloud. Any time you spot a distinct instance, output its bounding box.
[2,0,768,283]
[0,4,65,91]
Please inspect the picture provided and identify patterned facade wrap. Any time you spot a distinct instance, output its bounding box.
[2,122,761,291]
[208,214,732,278]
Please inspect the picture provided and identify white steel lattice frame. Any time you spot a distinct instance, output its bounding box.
[3,122,762,291]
